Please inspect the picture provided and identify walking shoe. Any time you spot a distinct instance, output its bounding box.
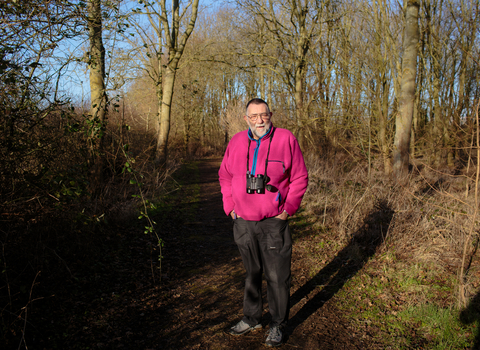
[228,320,262,336]
[265,326,283,347]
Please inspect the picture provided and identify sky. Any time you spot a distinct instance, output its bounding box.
[56,0,223,106]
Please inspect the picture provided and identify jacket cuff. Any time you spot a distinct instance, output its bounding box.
[284,203,296,217]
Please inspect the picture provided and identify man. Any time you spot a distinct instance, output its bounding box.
[218,98,308,347]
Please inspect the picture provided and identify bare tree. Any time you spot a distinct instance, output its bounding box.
[121,0,165,141]
[123,0,200,165]
[369,0,400,174]
[393,0,420,177]
[87,0,108,191]
[154,0,200,165]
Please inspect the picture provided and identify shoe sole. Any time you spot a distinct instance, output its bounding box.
[228,324,262,336]
[265,341,283,347]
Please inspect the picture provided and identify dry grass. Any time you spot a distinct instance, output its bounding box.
[296,150,480,347]
[301,151,480,306]
[220,100,247,139]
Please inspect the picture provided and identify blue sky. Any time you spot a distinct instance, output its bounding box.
[56,0,223,106]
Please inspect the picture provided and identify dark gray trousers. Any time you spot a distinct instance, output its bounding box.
[233,217,292,327]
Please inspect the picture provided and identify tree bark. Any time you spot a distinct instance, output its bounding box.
[393,0,420,177]
[87,0,107,193]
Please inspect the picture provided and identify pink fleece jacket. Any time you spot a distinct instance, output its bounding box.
[218,125,308,221]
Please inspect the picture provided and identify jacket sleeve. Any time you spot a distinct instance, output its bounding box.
[218,145,235,216]
[283,136,308,216]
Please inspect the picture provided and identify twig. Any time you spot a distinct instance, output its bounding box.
[46,247,74,279]
[340,187,371,227]
[18,271,41,350]
[323,196,327,226]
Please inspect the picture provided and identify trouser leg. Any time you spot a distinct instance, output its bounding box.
[233,218,263,326]
[259,218,292,327]
[233,217,292,328]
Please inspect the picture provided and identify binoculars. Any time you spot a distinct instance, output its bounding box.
[246,172,271,194]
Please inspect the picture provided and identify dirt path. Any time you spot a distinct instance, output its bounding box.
[153,158,379,349]
[30,158,382,349]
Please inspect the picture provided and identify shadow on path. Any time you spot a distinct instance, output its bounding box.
[461,289,480,349]
[286,199,394,340]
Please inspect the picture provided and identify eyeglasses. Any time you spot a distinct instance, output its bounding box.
[247,113,271,122]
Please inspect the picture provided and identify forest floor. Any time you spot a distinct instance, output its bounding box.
[22,158,462,349]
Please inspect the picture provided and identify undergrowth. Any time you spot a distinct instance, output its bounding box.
[293,153,480,349]
[149,161,201,224]
[0,148,202,349]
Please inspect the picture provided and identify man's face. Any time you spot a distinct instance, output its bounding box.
[244,103,272,139]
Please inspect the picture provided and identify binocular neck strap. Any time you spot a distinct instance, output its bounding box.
[246,128,275,178]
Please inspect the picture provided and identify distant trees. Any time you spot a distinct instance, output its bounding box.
[1,0,478,184]
[230,0,332,148]
[73,0,479,174]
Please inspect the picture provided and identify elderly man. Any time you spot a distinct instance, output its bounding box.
[219,98,308,347]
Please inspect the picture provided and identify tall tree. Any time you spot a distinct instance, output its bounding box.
[393,0,420,177]
[154,0,200,166]
[87,0,108,191]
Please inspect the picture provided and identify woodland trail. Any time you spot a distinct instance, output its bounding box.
[29,158,385,349]
[149,158,381,349]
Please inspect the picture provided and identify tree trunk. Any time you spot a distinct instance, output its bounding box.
[154,0,199,166]
[155,28,163,137]
[410,90,419,159]
[87,0,107,193]
[156,66,175,165]
[393,0,420,177]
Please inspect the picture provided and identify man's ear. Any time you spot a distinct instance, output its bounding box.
[243,115,249,123]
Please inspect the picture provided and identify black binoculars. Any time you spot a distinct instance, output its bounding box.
[246,172,270,194]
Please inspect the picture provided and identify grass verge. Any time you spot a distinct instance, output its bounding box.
[290,205,478,349]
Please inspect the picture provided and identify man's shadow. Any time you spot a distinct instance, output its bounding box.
[286,199,394,336]
[460,290,480,349]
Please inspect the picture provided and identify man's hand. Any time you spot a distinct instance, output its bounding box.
[275,210,289,220]
[230,210,240,219]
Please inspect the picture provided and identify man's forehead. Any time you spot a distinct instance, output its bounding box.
[247,103,269,112]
